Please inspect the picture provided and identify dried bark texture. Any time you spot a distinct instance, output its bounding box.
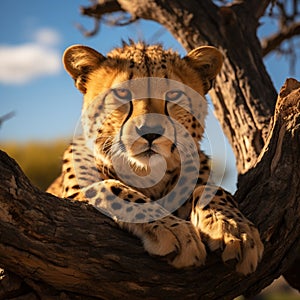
[0,79,299,299]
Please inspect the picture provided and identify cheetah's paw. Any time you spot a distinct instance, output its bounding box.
[127,218,207,268]
[192,209,264,275]
[221,224,264,275]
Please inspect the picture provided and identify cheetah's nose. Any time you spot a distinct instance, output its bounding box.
[135,125,165,144]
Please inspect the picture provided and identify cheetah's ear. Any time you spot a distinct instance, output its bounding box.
[63,45,106,93]
[184,46,223,94]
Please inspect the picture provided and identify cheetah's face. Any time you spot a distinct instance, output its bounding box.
[63,43,223,172]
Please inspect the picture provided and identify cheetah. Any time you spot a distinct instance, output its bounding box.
[47,42,263,275]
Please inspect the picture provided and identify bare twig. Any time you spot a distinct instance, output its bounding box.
[77,0,128,36]
[102,13,138,26]
[0,111,15,128]
[261,22,300,56]
[75,18,100,37]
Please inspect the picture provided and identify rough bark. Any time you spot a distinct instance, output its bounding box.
[0,79,299,299]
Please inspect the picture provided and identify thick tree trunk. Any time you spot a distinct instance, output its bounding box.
[0,79,299,299]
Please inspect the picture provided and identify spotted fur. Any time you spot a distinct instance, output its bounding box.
[47,42,263,274]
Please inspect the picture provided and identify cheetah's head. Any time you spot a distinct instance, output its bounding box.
[63,42,223,175]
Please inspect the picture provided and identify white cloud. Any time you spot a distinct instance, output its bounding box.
[33,28,61,46]
[0,28,62,85]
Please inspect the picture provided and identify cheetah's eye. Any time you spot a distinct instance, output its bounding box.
[112,88,132,101]
[165,90,184,101]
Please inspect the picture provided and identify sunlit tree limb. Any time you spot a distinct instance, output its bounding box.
[0,79,299,299]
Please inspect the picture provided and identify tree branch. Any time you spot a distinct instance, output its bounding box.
[0,79,299,299]
[77,0,126,37]
[0,111,15,128]
[241,0,272,20]
[80,0,124,18]
[261,22,300,56]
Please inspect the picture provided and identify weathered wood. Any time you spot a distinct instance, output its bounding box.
[0,79,299,299]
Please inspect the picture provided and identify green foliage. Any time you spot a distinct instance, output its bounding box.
[1,140,69,191]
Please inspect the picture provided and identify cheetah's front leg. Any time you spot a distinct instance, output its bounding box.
[59,141,206,268]
[81,180,207,268]
[190,185,264,275]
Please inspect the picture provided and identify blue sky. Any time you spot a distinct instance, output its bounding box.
[0,0,299,192]
[0,0,184,142]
